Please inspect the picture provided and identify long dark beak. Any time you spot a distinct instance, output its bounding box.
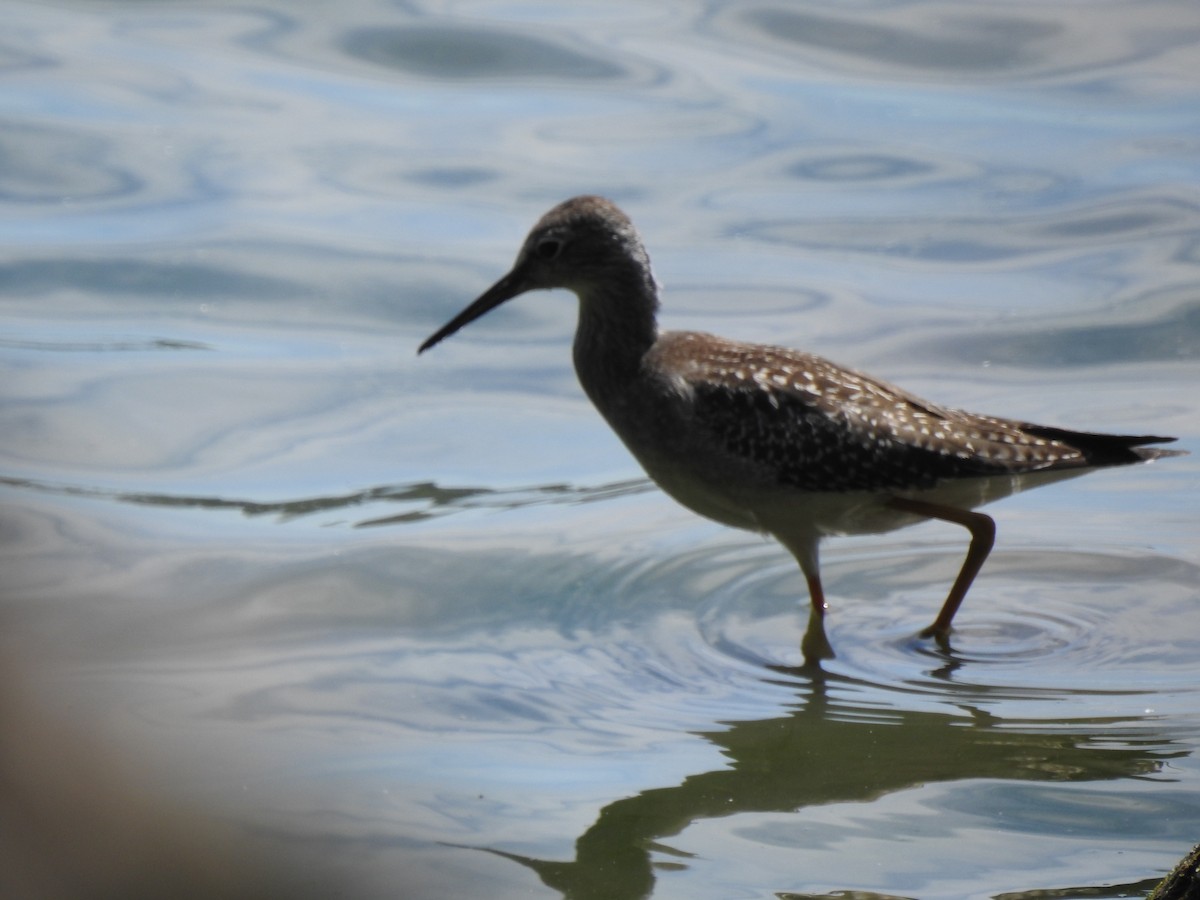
[417,267,530,354]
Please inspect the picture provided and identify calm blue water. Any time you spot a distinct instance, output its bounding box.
[2,1,1199,897]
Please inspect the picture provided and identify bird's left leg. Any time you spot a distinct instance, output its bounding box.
[800,568,836,665]
[886,496,996,645]
[777,533,836,664]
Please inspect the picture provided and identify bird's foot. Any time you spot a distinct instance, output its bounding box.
[801,613,836,665]
[918,623,954,654]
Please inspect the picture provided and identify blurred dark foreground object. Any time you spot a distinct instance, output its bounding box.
[0,652,362,900]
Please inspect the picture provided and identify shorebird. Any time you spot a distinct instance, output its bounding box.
[418,195,1180,663]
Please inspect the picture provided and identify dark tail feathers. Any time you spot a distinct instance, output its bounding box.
[1021,426,1184,466]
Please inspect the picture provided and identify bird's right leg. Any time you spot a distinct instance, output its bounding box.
[887,496,996,645]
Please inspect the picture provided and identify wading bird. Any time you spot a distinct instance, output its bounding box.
[419,196,1180,663]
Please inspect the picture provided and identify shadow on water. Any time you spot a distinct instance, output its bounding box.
[454,668,1180,900]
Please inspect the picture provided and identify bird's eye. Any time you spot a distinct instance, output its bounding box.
[535,238,561,260]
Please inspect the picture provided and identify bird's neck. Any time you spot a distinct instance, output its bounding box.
[571,277,660,412]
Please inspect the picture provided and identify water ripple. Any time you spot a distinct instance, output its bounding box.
[722,3,1200,84]
[614,537,1200,714]
[341,24,631,82]
[0,475,657,526]
[0,122,141,204]
[738,191,1200,265]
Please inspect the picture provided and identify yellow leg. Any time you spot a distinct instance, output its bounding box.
[887,497,996,642]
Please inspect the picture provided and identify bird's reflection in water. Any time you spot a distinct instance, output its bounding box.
[452,665,1177,900]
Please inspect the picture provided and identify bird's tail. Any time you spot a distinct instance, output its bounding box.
[1021,426,1185,466]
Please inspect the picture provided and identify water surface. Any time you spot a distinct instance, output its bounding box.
[2,1,1198,897]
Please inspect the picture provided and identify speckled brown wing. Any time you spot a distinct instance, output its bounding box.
[651,331,1094,493]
